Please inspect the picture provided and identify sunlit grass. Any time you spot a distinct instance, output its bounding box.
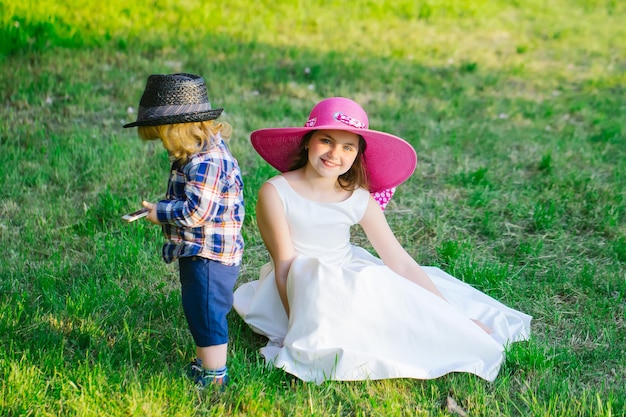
[1,0,625,415]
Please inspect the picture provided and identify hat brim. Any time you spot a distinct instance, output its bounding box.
[123,108,224,128]
[251,126,417,193]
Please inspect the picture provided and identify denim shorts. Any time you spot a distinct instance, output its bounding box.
[178,256,240,347]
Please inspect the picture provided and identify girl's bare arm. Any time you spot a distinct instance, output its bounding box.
[359,196,446,300]
[255,181,296,316]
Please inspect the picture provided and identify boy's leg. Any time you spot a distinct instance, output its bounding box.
[179,256,239,384]
[196,344,228,369]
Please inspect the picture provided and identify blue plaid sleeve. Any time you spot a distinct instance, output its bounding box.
[156,158,222,227]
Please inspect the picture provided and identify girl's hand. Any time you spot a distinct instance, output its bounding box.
[141,201,160,224]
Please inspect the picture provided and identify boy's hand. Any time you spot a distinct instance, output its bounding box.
[141,201,160,224]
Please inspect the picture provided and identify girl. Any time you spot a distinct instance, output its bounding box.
[234,97,530,383]
[124,73,244,388]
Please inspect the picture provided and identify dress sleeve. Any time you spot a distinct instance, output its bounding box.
[353,188,372,222]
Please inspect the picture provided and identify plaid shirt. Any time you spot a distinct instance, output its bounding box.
[156,135,244,266]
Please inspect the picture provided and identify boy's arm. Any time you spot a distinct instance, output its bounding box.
[157,158,224,227]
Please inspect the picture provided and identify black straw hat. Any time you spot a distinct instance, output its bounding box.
[123,73,223,128]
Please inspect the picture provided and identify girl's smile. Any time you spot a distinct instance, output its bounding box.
[306,130,360,177]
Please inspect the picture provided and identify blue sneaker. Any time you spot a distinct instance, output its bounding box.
[186,358,229,389]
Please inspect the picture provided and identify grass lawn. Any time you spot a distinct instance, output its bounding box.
[1,0,624,415]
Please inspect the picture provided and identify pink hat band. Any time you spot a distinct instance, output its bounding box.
[251,97,417,193]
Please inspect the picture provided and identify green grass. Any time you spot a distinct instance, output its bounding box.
[1,0,625,415]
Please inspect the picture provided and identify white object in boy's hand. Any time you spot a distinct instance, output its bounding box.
[122,207,150,222]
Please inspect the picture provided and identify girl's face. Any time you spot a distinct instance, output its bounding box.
[306,130,360,179]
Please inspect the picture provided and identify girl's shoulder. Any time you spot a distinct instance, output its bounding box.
[267,173,289,185]
[279,170,300,181]
[267,171,301,189]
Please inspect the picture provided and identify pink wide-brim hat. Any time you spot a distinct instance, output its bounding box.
[251,97,417,193]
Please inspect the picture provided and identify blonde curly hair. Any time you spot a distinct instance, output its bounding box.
[138,120,232,161]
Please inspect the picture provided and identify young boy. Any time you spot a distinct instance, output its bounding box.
[123,73,244,388]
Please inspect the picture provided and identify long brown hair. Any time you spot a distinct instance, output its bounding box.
[138,120,232,161]
[288,130,369,191]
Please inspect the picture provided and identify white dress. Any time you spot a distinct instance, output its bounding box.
[233,175,531,383]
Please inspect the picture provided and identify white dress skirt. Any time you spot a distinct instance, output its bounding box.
[234,175,531,383]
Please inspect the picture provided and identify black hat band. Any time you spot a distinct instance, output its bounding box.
[138,102,213,120]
